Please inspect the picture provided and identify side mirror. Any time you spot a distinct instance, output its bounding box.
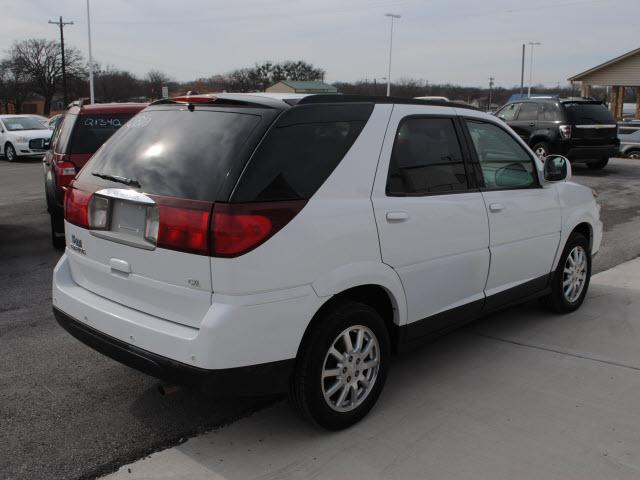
[544,155,571,182]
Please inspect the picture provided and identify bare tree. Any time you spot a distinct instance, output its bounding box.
[0,58,33,113]
[146,70,171,99]
[95,65,143,102]
[9,38,85,114]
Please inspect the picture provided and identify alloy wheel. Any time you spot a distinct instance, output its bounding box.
[321,325,380,413]
[563,245,587,303]
[535,146,547,160]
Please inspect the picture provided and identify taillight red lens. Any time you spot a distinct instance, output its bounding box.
[211,201,306,257]
[55,159,77,188]
[64,187,92,227]
[154,198,213,255]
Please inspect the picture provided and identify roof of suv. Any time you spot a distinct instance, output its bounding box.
[154,92,477,111]
[68,102,148,115]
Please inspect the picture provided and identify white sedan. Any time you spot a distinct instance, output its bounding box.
[0,115,53,161]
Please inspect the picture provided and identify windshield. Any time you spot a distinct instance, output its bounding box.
[70,113,136,154]
[563,103,615,125]
[2,117,47,131]
[76,108,266,201]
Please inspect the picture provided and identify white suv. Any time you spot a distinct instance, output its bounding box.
[52,93,602,429]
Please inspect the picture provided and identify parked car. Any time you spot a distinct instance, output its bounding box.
[495,98,619,169]
[43,102,147,248]
[618,120,640,136]
[27,114,50,127]
[45,114,64,130]
[0,115,53,162]
[52,93,602,430]
[619,129,640,159]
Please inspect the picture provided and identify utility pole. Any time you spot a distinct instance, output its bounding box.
[527,41,541,98]
[520,43,525,96]
[86,0,95,104]
[385,13,401,97]
[488,76,495,111]
[49,16,74,107]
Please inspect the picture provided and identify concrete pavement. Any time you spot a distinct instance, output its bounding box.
[105,257,640,480]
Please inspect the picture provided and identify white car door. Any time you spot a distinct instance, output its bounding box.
[371,105,490,340]
[461,115,561,310]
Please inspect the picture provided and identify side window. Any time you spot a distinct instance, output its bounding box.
[497,103,519,121]
[49,119,64,150]
[386,117,468,195]
[466,120,536,189]
[516,102,538,121]
[540,103,561,121]
[55,114,76,154]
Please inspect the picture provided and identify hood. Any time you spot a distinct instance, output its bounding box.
[6,129,52,140]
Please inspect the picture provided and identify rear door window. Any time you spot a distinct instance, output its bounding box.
[563,103,615,125]
[70,114,136,153]
[516,103,538,121]
[76,107,269,202]
[540,103,561,121]
[386,117,468,195]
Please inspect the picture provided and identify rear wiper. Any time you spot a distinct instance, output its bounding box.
[92,172,141,188]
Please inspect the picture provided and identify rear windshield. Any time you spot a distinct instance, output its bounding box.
[70,113,136,154]
[563,103,615,125]
[76,108,265,201]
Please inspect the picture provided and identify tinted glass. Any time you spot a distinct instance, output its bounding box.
[516,103,538,121]
[2,117,47,131]
[55,114,76,153]
[70,114,135,154]
[386,117,468,195]
[540,103,561,121]
[563,103,615,124]
[466,120,536,189]
[76,108,264,202]
[497,103,519,121]
[233,120,366,201]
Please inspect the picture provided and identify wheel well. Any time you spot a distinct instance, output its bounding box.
[298,285,399,359]
[572,222,593,250]
[529,136,549,147]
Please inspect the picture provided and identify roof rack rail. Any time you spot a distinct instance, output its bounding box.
[295,94,478,110]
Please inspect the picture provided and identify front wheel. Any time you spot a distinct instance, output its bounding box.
[587,157,609,170]
[626,149,640,160]
[5,143,17,162]
[540,232,591,313]
[289,301,390,430]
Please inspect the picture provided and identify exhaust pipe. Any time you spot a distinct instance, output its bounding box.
[158,383,181,396]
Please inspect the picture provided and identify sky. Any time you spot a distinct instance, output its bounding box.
[1,0,637,88]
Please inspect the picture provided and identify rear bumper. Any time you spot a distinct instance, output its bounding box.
[54,307,293,395]
[564,145,619,162]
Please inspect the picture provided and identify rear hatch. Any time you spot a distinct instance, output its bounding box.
[563,102,617,146]
[66,104,275,328]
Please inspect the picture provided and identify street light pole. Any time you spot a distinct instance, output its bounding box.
[385,13,400,97]
[520,43,525,96]
[49,16,75,107]
[86,0,95,104]
[527,41,541,98]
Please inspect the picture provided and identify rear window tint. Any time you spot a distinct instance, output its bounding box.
[70,114,136,154]
[55,114,76,153]
[76,108,265,202]
[516,103,538,121]
[232,104,372,202]
[563,103,615,124]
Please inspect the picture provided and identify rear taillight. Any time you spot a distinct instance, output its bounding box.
[88,195,110,230]
[64,187,92,227]
[211,201,306,257]
[55,158,77,189]
[559,124,572,140]
[152,197,213,255]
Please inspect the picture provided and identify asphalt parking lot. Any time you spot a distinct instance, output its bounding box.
[2,158,640,480]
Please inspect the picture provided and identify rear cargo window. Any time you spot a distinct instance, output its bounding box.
[75,108,264,201]
[70,113,136,154]
[232,104,373,202]
[563,103,615,125]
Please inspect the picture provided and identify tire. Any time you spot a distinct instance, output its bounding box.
[5,143,17,162]
[289,301,390,430]
[587,157,609,170]
[531,141,549,160]
[50,211,65,249]
[626,149,640,160]
[540,232,591,313]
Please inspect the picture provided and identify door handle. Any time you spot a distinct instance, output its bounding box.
[489,203,504,213]
[386,211,409,222]
[109,258,131,274]
[529,122,535,127]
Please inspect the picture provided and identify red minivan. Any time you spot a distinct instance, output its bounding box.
[43,102,146,248]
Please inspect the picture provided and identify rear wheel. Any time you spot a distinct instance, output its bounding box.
[289,301,390,430]
[532,141,549,160]
[587,157,609,170]
[5,143,17,162]
[540,232,591,313]
[50,211,65,249]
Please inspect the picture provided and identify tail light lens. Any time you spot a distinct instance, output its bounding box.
[151,197,213,255]
[559,124,572,139]
[55,158,77,189]
[88,195,110,230]
[64,187,92,227]
[211,201,306,257]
